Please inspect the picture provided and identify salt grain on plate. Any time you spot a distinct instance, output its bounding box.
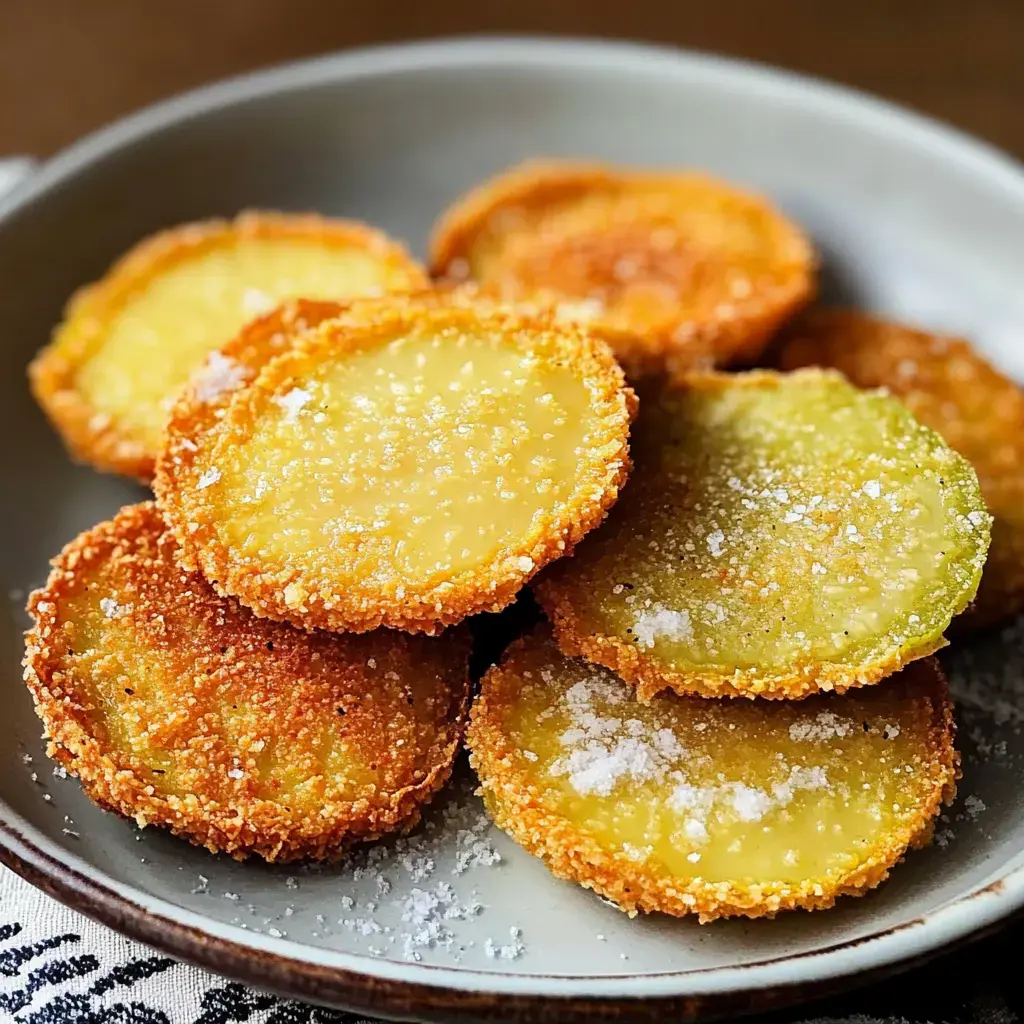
[484,926,525,960]
[289,779,511,964]
[963,795,986,820]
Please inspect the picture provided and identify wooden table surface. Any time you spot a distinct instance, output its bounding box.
[1,0,1022,160]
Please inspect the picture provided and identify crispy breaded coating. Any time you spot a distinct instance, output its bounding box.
[777,308,1024,628]
[468,628,958,922]
[536,369,990,700]
[23,502,469,862]
[163,293,635,635]
[430,160,815,379]
[29,212,426,480]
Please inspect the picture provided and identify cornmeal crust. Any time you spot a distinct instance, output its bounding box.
[23,502,469,861]
[166,294,635,634]
[30,212,426,480]
[778,308,1024,630]
[430,160,815,379]
[468,629,958,922]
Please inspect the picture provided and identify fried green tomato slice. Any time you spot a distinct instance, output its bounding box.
[167,294,635,635]
[777,308,1024,629]
[536,369,990,699]
[468,629,958,922]
[29,213,426,480]
[23,502,469,862]
[430,160,815,379]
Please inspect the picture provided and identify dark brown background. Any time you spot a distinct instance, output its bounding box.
[1,0,1022,160]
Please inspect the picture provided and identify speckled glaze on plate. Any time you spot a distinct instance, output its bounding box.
[2,36,1024,1024]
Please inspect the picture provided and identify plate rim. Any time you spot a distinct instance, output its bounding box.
[0,807,1014,1022]
[3,33,1024,1020]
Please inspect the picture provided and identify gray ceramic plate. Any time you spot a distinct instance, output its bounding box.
[2,36,1024,1024]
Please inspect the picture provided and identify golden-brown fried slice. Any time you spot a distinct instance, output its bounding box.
[777,308,1024,629]
[163,293,635,635]
[468,628,958,922]
[536,369,990,700]
[430,160,815,379]
[30,212,426,480]
[23,502,469,862]
[156,289,477,498]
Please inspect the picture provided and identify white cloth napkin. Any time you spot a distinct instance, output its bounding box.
[0,867,386,1023]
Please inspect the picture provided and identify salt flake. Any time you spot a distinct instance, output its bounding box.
[196,467,221,490]
[274,387,313,422]
[193,352,248,403]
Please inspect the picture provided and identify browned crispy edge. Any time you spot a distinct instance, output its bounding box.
[22,501,470,862]
[29,212,427,481]
[168,296,637,634]
[467,632,960,922]
[428,159,816,379]
[535,368,988,700]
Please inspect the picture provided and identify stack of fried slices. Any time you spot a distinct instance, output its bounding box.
[25,161,1017,923]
